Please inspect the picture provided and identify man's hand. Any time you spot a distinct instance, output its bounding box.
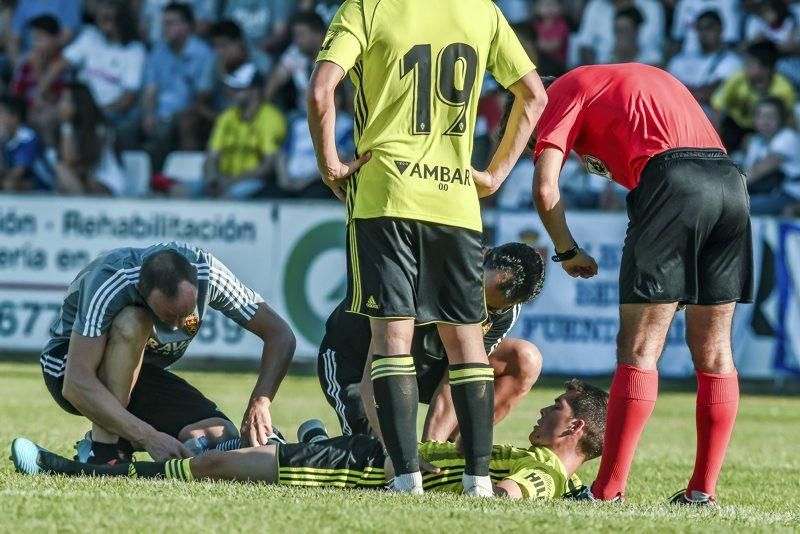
[143,431,192,461]
[561,249,598,279]
[240,396,273,447]
[471,168,497,198]
[320,152,371,201]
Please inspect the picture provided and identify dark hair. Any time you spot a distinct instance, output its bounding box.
[96,0,138,45]
[484,243,545,304]
[564,379,609,460]
[290,10,326,34]
[164,1,194,25]
[28,14,60,35]
[746,39,780,69]
[64,83,105,168]
[616,6,644,28]
[0,94,28,122]
[209,19,243,41]
[760,0,791,26]
[696,9,723,28]
[755,96,788,125]
[139,250,198,299]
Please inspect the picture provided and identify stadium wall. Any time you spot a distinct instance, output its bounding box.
[0,194,796,378]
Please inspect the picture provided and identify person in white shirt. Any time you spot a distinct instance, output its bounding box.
[668,10,742,115]
[745,0,796,47]
[742,97,800,215]
[671,0,741,54]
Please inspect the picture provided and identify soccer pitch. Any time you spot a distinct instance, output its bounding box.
[1,361,798,533]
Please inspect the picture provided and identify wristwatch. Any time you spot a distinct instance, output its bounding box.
[551,243,580,262]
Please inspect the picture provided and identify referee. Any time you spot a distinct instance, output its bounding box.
[307,0,547,496]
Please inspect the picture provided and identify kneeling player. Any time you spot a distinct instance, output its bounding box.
[12,380,607,500]
[318,243,545,440]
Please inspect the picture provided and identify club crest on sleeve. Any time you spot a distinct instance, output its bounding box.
[584,155,612,180]
[184,314,200,336]
[482,321,493,336]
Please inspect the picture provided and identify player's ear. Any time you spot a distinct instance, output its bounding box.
[568,418,586,436]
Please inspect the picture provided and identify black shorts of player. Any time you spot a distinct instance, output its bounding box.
[620,148,754,305]
[42,342,230,439]
[318,337,447,436]
[277,434,387,489]
[346,216,486,324]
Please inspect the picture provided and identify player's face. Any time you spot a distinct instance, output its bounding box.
[162,12,190,44]
[753,103,781,137]
[484,269,515,312]
[145,281,198,329]
[528,390,577,447]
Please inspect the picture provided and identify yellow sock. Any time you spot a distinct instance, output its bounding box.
[164,458,195,482]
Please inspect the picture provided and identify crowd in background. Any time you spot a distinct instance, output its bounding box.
[0,0,798,216]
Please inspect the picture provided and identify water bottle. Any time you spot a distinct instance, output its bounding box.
[183,435,209,456]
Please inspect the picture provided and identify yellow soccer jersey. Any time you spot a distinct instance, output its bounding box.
[417,441,581,499]
[208,103,286,178]
[317,0,535,232]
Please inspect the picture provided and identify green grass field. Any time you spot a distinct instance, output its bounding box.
[1,360,798,533]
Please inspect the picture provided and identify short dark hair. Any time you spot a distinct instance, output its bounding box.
[139,250,198,299]
[209,19,243,41]
[746,39,780,70]
[756,96,788,125]
[616,6,644,27]
[484,243,545,304]
[564,379,609,460]
[0,94,28,123]
[290,10,326,34]
[164,2,194,25]
[28,14,60,35]
[696,9,722,27]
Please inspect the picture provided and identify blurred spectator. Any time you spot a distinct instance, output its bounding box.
[264,11,326,111]
[495,0,533,24]
[572,0,664,67]
[11,15,69,146]
[671,0,741,55]
[8,0,80,63]
[742,97,800,214]
[778,1,800,89]
[533,0,570,72]
[54,83,127,196]
[712,40,796,150]
[667,10,742,115]
[0,94,53,191]
[41,0,145,148]
[222,0,291,53]
[140,0,219,44]
[745,0,796,46]
[296,0,341,24]
[203,63,286,199]
[609,6,663,64]
[141,2,214,169]
[0,2,14,83]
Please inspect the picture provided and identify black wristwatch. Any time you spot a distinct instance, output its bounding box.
[552,243,580,263]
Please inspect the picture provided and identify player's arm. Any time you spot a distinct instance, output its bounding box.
[62,332,190,460]
[474,71,548,197]
[493,479,524,499]
[422,373,458,441]
[239,302,296,447]
[533,147,598,279]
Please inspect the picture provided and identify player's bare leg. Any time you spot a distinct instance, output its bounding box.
[367,318,420,493]
[178,418,239,448]
[189,446,279,482]
[681,302,738,504]
[591,302,677,500]
[437,322,496,496]
[423,339,542,441]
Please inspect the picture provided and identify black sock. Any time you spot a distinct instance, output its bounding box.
[89,441,119,465]
[43,450,193,481]
[371,354,419,475]
[449,363,494,477]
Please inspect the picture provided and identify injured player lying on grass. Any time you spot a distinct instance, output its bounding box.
[12,380,607,500]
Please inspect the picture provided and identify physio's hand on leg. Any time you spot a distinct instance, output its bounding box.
[143,431,192,461]
[240,396,273,447]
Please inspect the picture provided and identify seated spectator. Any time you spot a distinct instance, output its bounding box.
[141,2,215,170]
[264,11,326,111]
[140,0,219,44]
[11,15,70,146]
[223,0,292,53]
[572,0,664,67]
[7,0,80,63]
[0,94,53,191]
[668,10,742,116]
[54,83,127,196]
[40,0,146,149]
[742,97,800,215]
[712,40,796,151]
[671,0,741,55]
[203,63,286,199]
[608,6,663,64]
[295,0,341,24]
[745,0,796,47]
[532,0,570,73]
[495,0,533,24]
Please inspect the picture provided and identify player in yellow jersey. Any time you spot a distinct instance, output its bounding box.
[13,380,607,501]
[306,0,548,496]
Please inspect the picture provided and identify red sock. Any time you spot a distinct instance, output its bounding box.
[687,371,739,497]
[592,364,659,500]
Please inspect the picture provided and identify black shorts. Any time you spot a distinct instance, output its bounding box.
[42,343,230,439]
[620,149,754,305]
[276,434,387,489]
[346,217,486,324]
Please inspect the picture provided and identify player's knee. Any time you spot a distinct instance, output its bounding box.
[109,307,153,345]
[178,417,238,444]
[507,342,542,391]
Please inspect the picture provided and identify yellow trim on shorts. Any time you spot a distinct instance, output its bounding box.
[348,224,362,313]
[343,309,416,321]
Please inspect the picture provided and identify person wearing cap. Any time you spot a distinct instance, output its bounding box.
[202,62,286,199]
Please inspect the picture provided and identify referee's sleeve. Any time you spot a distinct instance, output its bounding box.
[486,4,536,89]
[316,0,367,73]
[484,305,521,355]
[206,255,265,326]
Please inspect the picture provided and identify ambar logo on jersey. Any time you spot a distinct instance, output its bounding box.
[395,160,472,187]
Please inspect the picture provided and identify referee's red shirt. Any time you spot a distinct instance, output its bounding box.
[533,63,725,190]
